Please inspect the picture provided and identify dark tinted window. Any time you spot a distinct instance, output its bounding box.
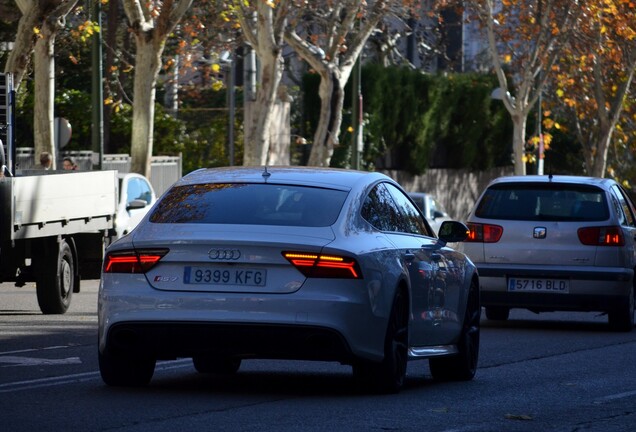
[361,183,405,232]
[611,184,636,227]
[475,183,609,221]
[149,183,347,227]
[385,184,431,236]
[361,183,431,236]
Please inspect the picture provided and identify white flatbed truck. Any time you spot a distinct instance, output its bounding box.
[0,168,117,314]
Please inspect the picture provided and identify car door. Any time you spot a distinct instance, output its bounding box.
[610,184,636,270]
[380,183,460,346]
[122,176,155,233]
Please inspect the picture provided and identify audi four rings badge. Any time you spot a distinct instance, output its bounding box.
[208,249,241,260]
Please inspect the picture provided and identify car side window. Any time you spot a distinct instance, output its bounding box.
[384,183,432,236]
[610,185,636,227]
[128,178,153,205]
[361,184,407,232]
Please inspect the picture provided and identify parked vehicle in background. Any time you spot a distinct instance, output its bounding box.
[0,162,117,314]
[408,192,452,235]
[98,166,480,393]
[113,172,157,240]
[460,175,636,331]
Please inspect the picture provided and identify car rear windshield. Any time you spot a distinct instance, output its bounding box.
[475,183,609,221]
[149,183,348,227]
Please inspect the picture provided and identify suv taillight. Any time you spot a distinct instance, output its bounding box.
[578,226,624,246]
[466,223,503,243]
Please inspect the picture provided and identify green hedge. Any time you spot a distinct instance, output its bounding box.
[303,65,514,174]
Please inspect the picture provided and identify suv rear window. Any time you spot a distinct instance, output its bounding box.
[475,183,609,221]
[149,183,347,227]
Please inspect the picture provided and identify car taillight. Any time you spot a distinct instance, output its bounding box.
[103,249,169,273]
[577,226,624,246]
[283,252,362,279]
[466,223,503,243]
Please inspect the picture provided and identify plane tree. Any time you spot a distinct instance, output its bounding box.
[121,0,193,176]
[4,0,79,169]
[284,0,423,167]
[463,0,581,175]
[551,0,636,178]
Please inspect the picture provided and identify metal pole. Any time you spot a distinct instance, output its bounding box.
[351,57,361,170]
[228,58,235,166]
[91,0,104,170]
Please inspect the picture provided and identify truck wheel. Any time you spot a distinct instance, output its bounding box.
[36,239,74,314]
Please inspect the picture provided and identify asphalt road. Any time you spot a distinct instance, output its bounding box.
[1,280,635,432]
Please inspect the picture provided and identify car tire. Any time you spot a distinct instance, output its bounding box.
[429,278,480,381]
[36,239,74,315]
[98,349,156,387]
[608,287,634,332]
[353,287,409,394]
[485,306,509,321]
[192,356,241,374]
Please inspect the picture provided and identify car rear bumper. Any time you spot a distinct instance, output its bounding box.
[481,291,628,312]
[102,321,355,363]
[97,275,391,364]
[476,264,633,312]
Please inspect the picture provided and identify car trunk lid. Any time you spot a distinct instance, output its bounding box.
[131,223,335,293]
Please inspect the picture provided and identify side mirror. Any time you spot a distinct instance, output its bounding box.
[438,221,469,243]
[127,199,148,210]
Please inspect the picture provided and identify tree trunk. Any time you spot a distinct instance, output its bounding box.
[3,1,38,89]
[33,20,56,168]
[511,112,527,176]
[308,68,345,167]
[589,128,613,178]
[243,47,283,166]
[130,39,163,177]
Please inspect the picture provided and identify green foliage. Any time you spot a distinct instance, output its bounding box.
[302,66,514,174]
[13,82,238,175]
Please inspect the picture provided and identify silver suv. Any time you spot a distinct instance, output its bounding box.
[460,175,635,331]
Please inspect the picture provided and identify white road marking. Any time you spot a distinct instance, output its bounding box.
[0,356,82,366]
[0,345,75,356]
[0,359,192,393]
[594,389,636,404]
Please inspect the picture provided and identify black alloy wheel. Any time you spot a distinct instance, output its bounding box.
[353,288,409,394]
[430,278,480,381]
[98,348,156,387]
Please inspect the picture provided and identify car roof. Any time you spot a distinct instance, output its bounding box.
[177,166,393,190]
[117,172,147,180]
[488,175,616,189]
